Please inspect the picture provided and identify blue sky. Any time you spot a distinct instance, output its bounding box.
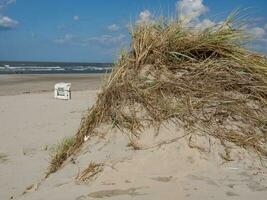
[0,0,267,62]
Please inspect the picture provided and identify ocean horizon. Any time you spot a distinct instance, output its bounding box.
[0,61,112,74]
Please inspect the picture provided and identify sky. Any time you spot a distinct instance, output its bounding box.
[0,0,267,63]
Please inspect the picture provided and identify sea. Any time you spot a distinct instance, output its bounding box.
[0,61,112,74]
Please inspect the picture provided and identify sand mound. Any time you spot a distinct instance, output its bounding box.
[21,126,267,200]
[48,14,267,175]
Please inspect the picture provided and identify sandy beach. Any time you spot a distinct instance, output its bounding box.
[0,74,267,200]
[0,74,101,199]
[0,74,104,96]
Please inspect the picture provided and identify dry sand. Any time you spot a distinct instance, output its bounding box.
[0,74,266,200]
[0,74,103,96]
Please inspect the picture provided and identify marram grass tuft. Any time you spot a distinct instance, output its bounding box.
[47,14,267,175]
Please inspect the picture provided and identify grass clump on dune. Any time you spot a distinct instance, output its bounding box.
[76,162,103,184]
[47,13,267,175]
[47,136,75,175]
[0,153,8,164]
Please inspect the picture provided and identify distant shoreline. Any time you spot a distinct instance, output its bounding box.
[0,71,108,75]
[0,61,112,74]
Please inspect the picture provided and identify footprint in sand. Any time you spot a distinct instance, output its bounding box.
[151,176,174,182]
[87,187,148,198]
[75,195,87,200]
[101,181,116,186]
[247,182,267,192]
[226,191,239,196]
[227,184,235,189]
[22,147,37,156]
[187,174,219,187]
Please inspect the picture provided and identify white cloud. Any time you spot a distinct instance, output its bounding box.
[54,34,74,44]
[174,0,267,54]
[0,0,16,10]
[194,18,215,30]
[175,0,267,53]
[107,24,120,31]
[175,0,215,31]
[248,27,266,39]
[0,15,18,29]
[0,0,18,30]
[30,32,36,37]
[55,34,126,47]
[87,34,126,46]
[248,38,267,54]
[176,0,208,21]
[136,10,152,24]
[73,15,80,21]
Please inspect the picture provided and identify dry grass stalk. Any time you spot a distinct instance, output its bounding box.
[47,13,267,175]
[76,162,103,184]
[127,138,142,150]
[47,137,75,176]
[0,153,8,163]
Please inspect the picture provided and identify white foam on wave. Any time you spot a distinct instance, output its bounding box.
[2,65,65,71]
[72,66,111,71]
[0,64,111,73]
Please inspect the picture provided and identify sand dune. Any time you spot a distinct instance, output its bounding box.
[16,121,267,200]
[0,75,266,200]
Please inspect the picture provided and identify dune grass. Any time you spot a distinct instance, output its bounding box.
[47,136,75,175]
[76,162,103,184]
[47,13,267,176]
[0,153,8,164]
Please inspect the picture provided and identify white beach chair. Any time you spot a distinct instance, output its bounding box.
[54,82,71,100]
